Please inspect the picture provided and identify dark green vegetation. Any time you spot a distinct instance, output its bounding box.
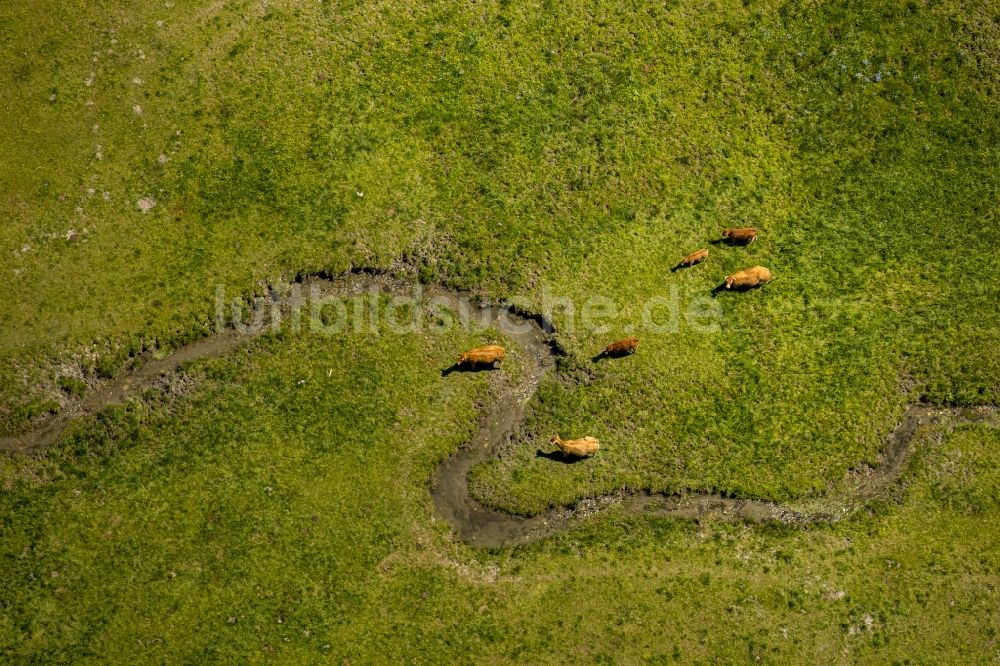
[2,0,998,660]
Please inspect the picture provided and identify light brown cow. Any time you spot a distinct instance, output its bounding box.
[602,337,639,357]
[723,266,773,290]
[722,227,758,245]
[458,345,506,367]
[679,248,709,267]
[550,434,600,457]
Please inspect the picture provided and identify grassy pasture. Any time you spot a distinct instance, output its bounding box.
[1,0,999,660]
[1,320,998,662]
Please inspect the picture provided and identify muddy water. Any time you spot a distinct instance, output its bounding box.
[2,272,995,547]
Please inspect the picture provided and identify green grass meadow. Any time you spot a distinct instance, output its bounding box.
[2,0,999,661]
[2,324,998,662]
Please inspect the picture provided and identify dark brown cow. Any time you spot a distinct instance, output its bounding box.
[601,337,639,357]
[722,227,758,245]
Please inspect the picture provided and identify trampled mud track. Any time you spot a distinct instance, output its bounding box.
[2,271,995,547]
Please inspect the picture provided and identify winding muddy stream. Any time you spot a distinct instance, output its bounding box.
[2,271,994,547]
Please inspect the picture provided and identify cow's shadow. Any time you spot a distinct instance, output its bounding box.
[591,350,634,363]
[441,363,499,377]
[535,449,586,465]
[711,281,765,297]
[709,237,754,248]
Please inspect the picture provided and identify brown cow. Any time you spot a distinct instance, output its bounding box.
[722,227,758,245]
[458,345,506,368]
[678,248,709,267]
[601,337,639,357]
[723,266,773,290]
[550,434,600,458]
